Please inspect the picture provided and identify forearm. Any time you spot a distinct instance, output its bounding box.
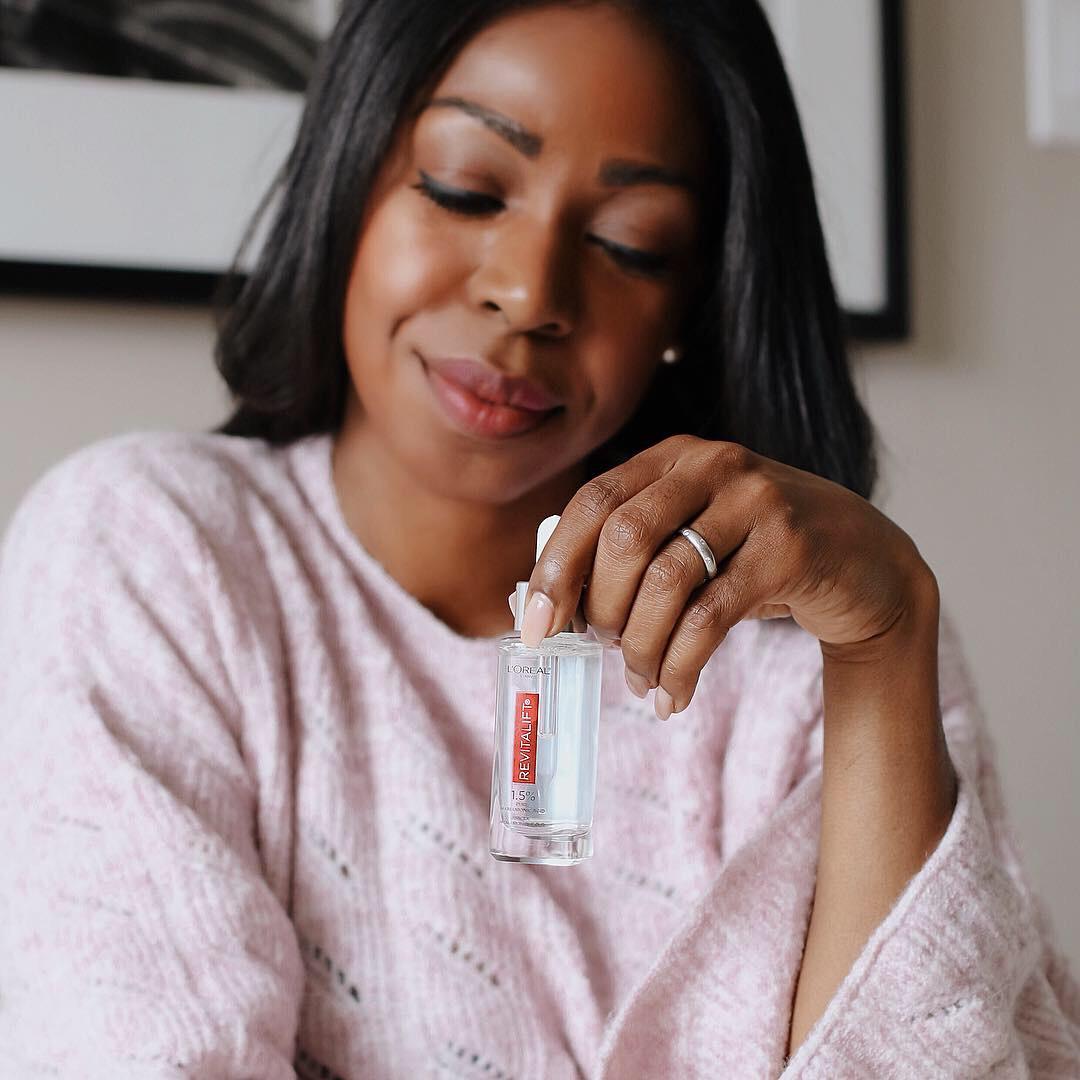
[786,566,959,1058]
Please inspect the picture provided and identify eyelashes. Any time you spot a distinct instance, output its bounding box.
[410,171,672,279]
[413,173,503,217]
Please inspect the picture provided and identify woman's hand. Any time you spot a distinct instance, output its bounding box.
[519,434,935,719]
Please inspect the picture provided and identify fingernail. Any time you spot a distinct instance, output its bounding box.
[521,592,555,648]
[625,667,650,698]
[507,591,518,615]
[594,629,621,648]
[654,687,674,721]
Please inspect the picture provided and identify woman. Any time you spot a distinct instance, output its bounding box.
[1,1,1077,1076]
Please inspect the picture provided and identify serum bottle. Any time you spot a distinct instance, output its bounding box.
[489,515,604,865]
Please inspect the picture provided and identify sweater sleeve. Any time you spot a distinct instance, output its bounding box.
[786,608,1080,1078]
[591,610,1080,1079]
[0,438,305,1079]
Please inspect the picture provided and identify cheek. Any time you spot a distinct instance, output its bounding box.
[343,193,466,340]
[593,285,670,391]
[578,332,661,442]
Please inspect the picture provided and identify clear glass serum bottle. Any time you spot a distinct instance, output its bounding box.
[489,515,604,865]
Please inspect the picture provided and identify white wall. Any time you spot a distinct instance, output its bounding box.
[1,0,1077,965]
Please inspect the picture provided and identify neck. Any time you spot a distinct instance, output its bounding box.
[331,394,588,640]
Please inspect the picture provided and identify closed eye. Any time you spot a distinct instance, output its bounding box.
[411,172,672,279]
[413,173,504,216]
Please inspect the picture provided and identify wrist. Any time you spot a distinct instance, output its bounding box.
[821,555,940,668]
[817,554,955,818]
[817,545,957,804]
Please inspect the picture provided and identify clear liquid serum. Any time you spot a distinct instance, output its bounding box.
[489,515,604,865]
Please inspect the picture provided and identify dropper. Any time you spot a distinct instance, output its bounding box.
[511,515,590,637]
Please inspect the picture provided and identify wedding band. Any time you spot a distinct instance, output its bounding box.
[677,526,719,582]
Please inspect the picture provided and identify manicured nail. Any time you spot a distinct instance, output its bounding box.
[625,667,650,698]
[594,629,621,648]
[521,592,555,648]
[507,591,517,615]
[654,687,674,721]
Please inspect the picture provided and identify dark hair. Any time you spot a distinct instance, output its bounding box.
[211,0,878,499]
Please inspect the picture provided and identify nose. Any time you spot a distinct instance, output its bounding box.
[468,218,577,339]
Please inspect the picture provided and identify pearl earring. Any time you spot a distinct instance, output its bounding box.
[661,346,682,365]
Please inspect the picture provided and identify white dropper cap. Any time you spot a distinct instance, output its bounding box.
[513,514,562,633]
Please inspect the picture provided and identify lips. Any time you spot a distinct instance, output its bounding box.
[419,351,563,440]
[422,355,562,413]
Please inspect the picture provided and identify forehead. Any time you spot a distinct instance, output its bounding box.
[424,4,708,180]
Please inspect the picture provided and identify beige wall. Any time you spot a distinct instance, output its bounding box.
[854,0,1080,963]
[0,301,226,514]
[1,0,1077,965]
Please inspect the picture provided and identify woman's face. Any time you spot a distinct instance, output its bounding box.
[340,2,709,504]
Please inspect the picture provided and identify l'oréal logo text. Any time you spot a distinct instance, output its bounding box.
[507,663,551,675]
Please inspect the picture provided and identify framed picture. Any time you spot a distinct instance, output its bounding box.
[760,0,908,338]
[0,0,907,339]
[0,0,333,302]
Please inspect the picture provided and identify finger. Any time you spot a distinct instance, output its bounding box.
[581,467,711,638]
[520,441,680,647]
[653,530,784,715]
[617,507,751,686]
[584,441,759,642]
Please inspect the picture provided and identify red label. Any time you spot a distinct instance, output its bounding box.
[512,691,538,784]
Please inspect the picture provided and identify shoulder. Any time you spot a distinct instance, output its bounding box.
[3,429,280,558]
[8,429,274,524]
[0,430,298,634]
[935,604,980,713]
[0,430,298,679]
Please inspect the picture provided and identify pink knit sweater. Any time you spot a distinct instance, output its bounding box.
[1,429,1077,1079]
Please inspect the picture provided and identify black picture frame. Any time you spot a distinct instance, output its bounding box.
[845,0,908,341]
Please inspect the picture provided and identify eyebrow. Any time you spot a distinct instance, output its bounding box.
[422,95,699,195]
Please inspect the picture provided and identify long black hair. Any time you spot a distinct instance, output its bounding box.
[211,0,878,500]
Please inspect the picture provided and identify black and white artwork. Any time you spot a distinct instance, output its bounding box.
[0,0,334,88]
[0,0,907,338]
[0,0,339,292]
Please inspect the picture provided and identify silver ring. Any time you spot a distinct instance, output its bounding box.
[677,525,719,583]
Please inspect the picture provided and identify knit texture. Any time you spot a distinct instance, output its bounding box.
[0,429,1077,1079]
